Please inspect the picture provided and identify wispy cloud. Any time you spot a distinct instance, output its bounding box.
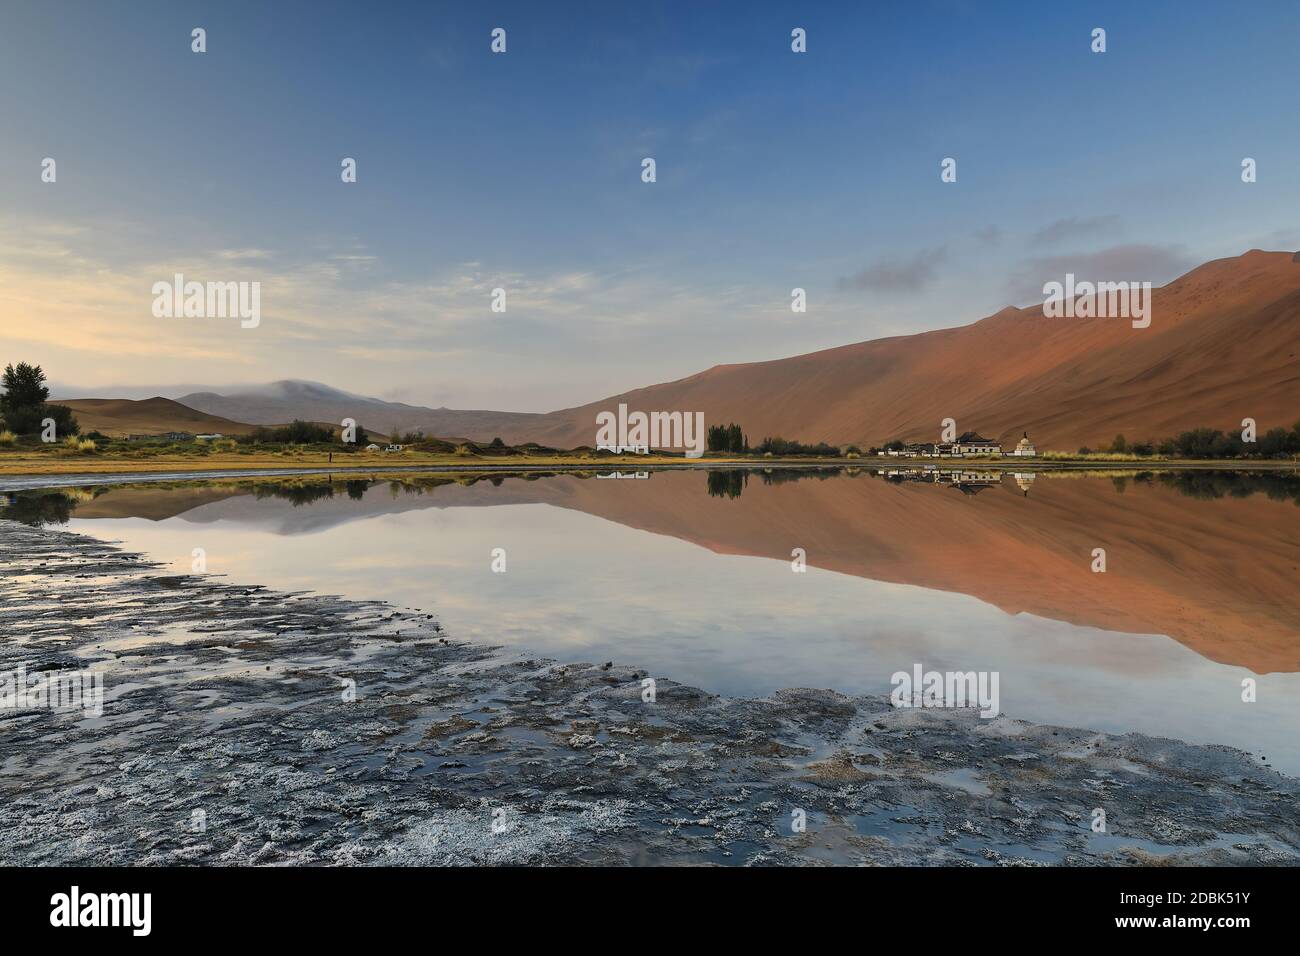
[836,246,949,294]
[1005,243,1198,303]
[1029,215,1123,246]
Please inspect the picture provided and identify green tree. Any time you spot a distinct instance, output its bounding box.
[1,362,50,412]
[0,362,78,437]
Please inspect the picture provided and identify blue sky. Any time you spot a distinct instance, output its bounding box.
[2,0,1297,410]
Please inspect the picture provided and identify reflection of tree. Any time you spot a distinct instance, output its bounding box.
[1,491,77,526]
[8,467,1297,533]
[759,468,841,486]
[1152,471,1300,504]
[707,470,748,499]
[870,467,1300,506]
[254,483,336,506]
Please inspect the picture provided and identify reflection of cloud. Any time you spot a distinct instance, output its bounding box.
[1029,215,1122,246]
[836,246,949,294]
[66,479,1300,773]
[1005,244,1197,304]
[973,225,1002,246]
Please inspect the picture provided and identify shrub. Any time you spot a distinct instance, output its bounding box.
[243,420,335,444]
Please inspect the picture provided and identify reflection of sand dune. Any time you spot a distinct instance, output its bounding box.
[73,485,248,520]
[71,471,1300,673]
[532,472,1300,675]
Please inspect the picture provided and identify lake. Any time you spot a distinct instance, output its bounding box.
[8,466,1299,773]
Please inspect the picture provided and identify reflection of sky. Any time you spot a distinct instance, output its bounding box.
[69,485,1299,774]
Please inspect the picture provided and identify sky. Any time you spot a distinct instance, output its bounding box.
[2,0,1298,412]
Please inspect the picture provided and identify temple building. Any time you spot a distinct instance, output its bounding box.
[951,431,1001,456]
[1009,432,1037,457]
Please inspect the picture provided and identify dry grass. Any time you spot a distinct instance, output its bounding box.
[0,448,725,475]
[0,446,1294,477]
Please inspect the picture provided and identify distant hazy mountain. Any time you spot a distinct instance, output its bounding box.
[50,383,232,402]
[176,380,544,441]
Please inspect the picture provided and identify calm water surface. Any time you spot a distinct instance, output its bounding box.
[10,467,1299,772]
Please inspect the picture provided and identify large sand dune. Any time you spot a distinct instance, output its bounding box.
[514,250,1300,451]
[54,397,260,438]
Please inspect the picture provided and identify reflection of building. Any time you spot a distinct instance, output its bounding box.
[946,470,1001,495]
[877,467,1001,494]
[1009,432,1037,457]
[1013,472,1036,496]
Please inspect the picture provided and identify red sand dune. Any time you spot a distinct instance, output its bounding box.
[510,250,1300,452]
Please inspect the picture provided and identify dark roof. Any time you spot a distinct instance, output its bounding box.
[956,431,996,443]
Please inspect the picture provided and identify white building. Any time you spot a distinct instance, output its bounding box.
[1009,432,1037,457]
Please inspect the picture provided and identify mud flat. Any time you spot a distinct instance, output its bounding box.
[1,519,1296,866]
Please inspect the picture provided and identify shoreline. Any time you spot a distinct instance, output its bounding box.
[1,455,1297,493]
[1,519,1296,866]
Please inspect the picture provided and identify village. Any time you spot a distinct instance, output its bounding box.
[882,430,1037,459]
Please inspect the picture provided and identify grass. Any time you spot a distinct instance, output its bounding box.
[0,443,755,475]
[1,440,1298,477]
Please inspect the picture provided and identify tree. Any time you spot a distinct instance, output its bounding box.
[707,422,749,453]
[0,362,78,437]
[0,362,50,414]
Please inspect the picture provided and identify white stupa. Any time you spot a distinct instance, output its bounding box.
[1010,432,1037,457]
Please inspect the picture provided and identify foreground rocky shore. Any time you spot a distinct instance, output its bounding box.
[1,519,1296,866]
